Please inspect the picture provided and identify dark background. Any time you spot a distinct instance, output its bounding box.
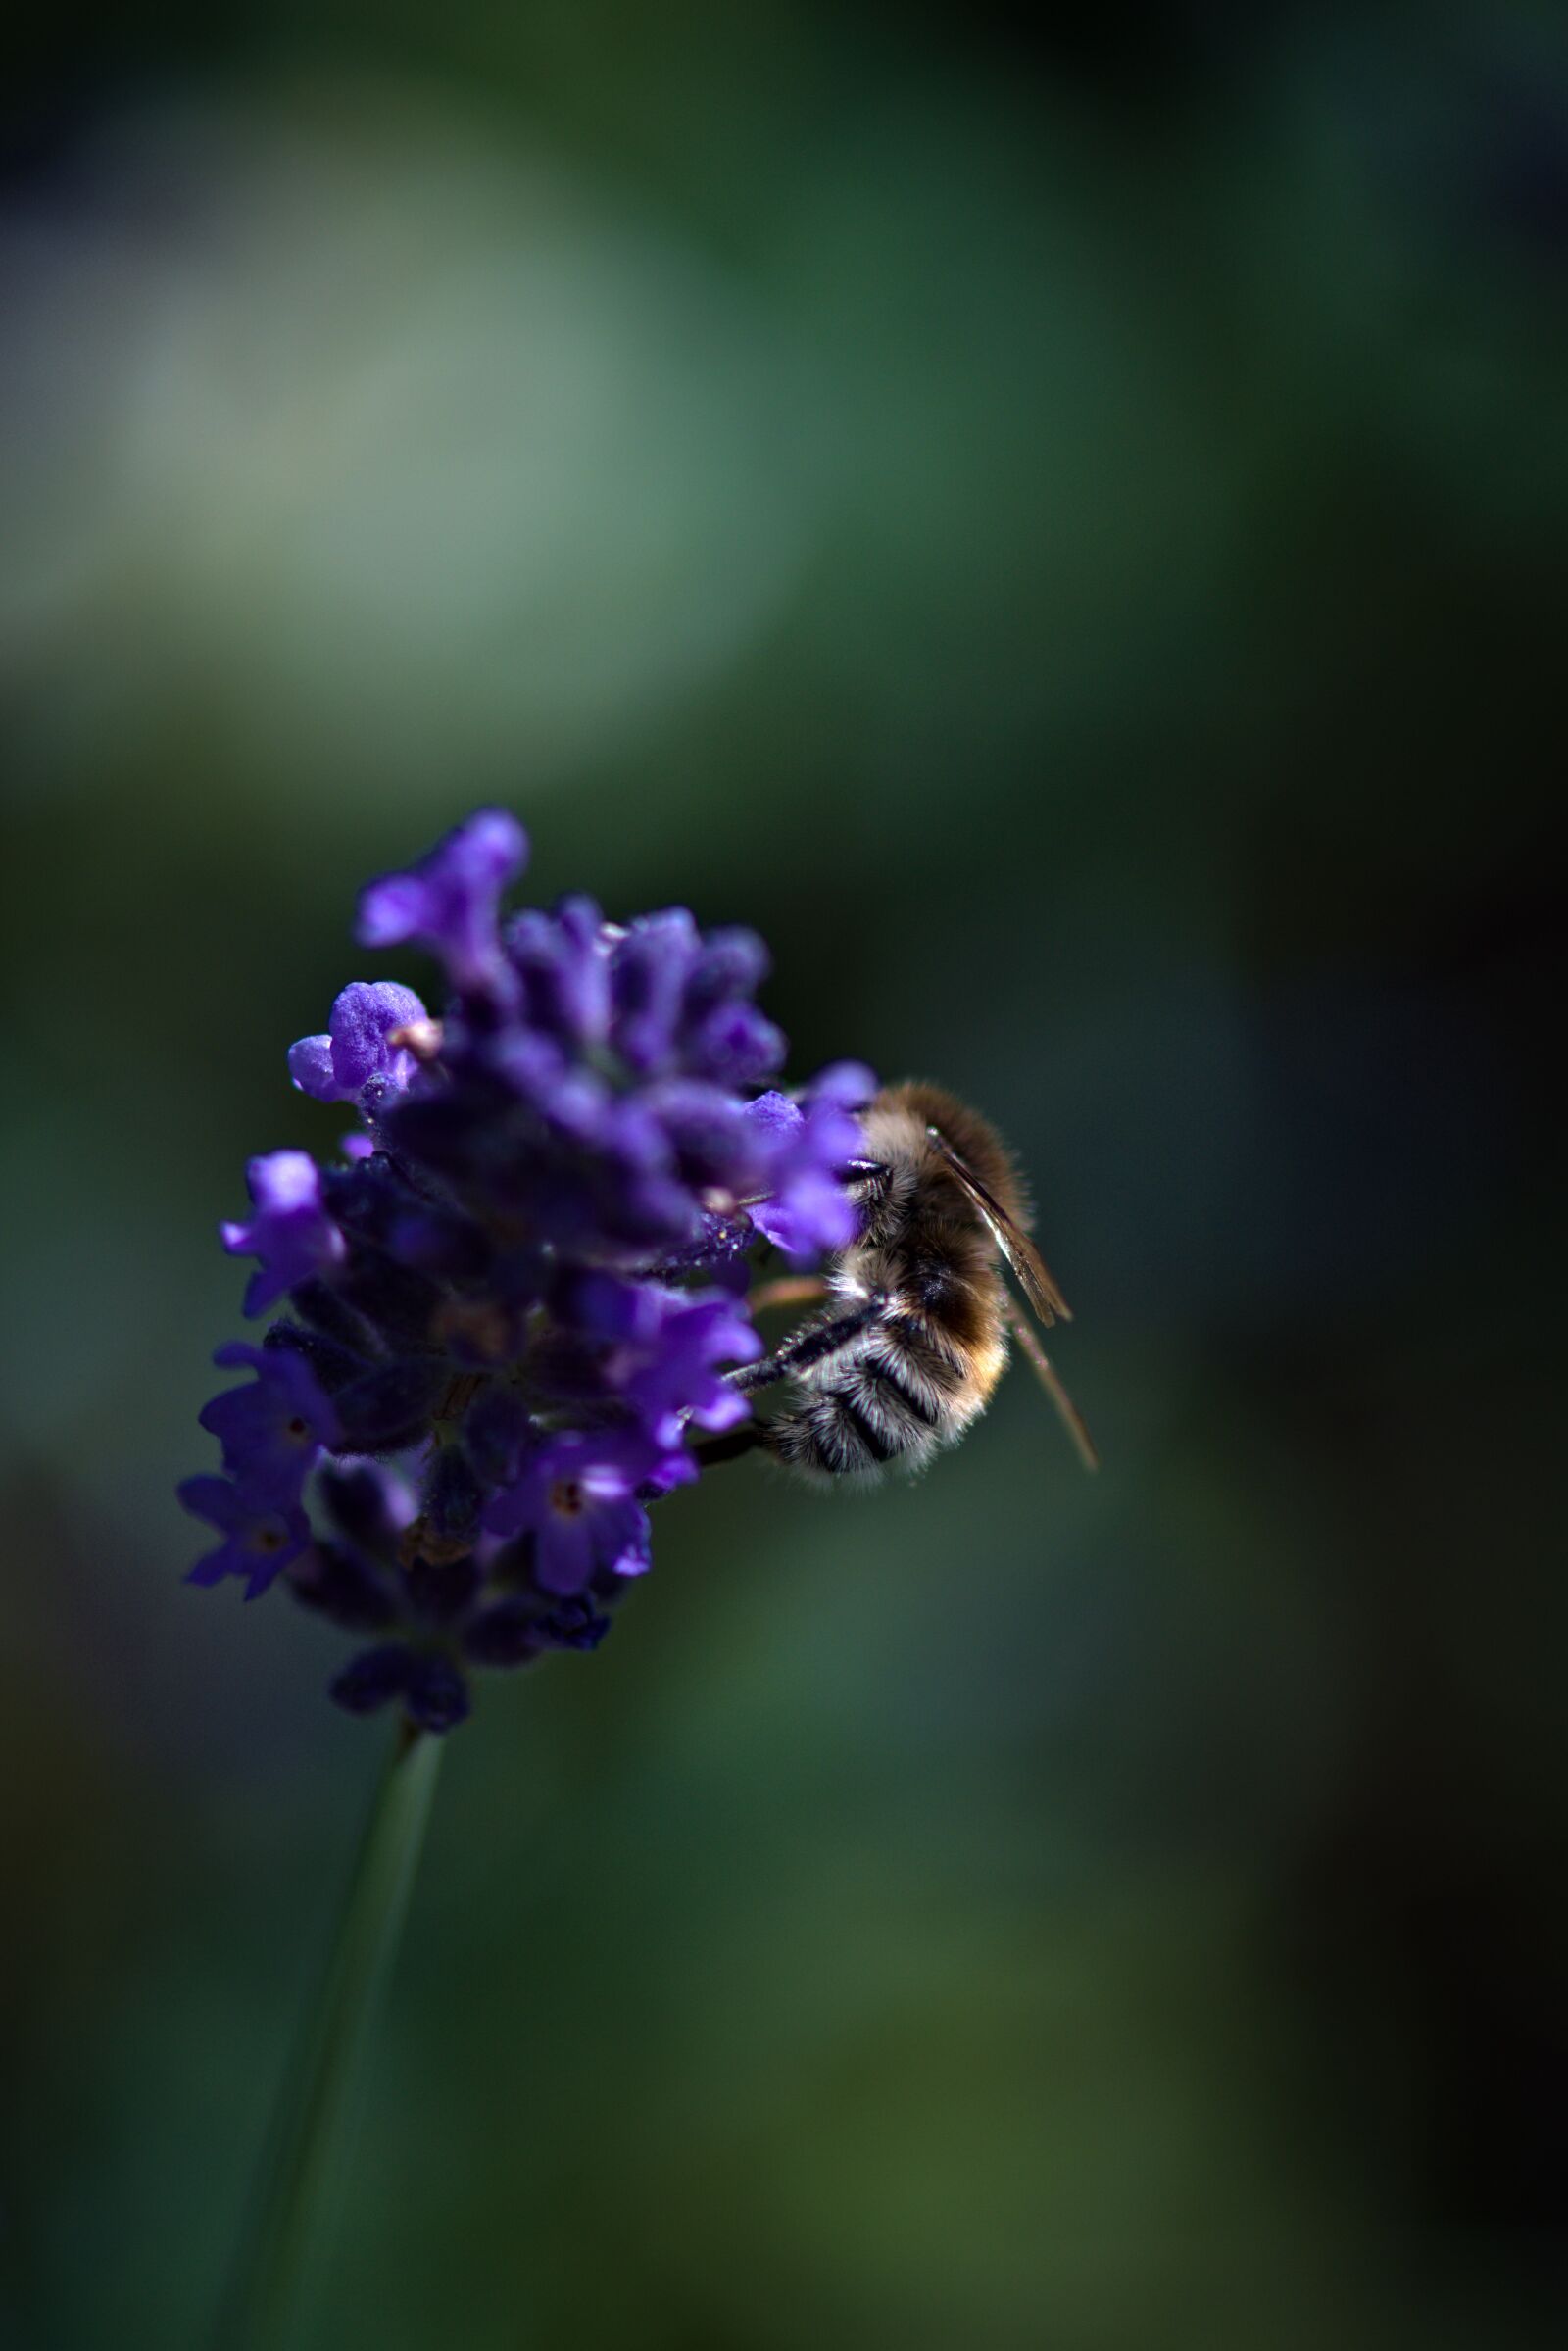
[2,3,1564,2345]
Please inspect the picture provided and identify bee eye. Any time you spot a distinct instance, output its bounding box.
[838,1157,887,1195]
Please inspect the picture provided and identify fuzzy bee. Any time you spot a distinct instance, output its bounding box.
[713,1083,1098,1480]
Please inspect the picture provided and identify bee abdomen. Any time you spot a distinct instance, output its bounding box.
[771,1395,902,1478]
[859,1353,942,1434]
[770,1356,942,1480]
[881,1312,967,1389]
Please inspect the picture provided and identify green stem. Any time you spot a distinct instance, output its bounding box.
[217,1722,443,2351]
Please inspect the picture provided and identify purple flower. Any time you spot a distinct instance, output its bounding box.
[185,807,871,1731]
[328,1642,416,1715]
[606,908,696,1076]
[221,1152,346,1316]
[323,1626,471,1731]
[608,910,785,1084]
[804,1061,878,1112]
[537,1596,613,1651]
[628,1293,760,1441]
[286,1541,400,1633]
[197,1341,338,1502]
[318,1459,417,1557]
[462,1598,547,1670]
[178,1475,310,1599]
[506,895,612,1053]
[559,1279,760,1446]
[484,1430,679,1595]
[404,1654,471,1734]
[744,1083,866,1262]
[357,809,526,996]
[287,982,430,1110]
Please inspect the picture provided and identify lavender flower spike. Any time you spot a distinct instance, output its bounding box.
[183,807,871,1731]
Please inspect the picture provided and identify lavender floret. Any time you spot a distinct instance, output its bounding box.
[178,1475,311,1600]
[287,981,430,1110]
[198,1341,338,1503]
[357,808,527,997]
[222,1152,347,1317]
[482,1428,667,1595]
[182,809,873,1728]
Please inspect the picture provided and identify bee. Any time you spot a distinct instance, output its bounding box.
[715,1082,1098,1480]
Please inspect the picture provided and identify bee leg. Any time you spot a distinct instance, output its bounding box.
[727,1297,890,1396]
[748,1275,828,1315]
[691,1422,770,1468]
[1004,1298,1100,1473]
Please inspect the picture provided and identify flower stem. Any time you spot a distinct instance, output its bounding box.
[218,1721,443,2351]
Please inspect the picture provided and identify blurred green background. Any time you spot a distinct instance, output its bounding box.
[2,2,1565,2345]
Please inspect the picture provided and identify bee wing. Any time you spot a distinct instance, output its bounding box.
[925,1128,1072,1326]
